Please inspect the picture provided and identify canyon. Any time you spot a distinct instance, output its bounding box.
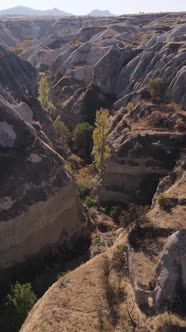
[0,10,185,332]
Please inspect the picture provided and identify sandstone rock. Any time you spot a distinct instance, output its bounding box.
[0,97,36,149]
[14,101,33,123]
[154,229,186,309]
[0,114,86,271]
[100,133,186,205]
[0,44,36,99]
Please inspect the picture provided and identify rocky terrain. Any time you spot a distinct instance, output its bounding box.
[0,10,185,332]
[0,45,88,279]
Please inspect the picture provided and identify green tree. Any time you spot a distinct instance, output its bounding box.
[38,75,49,109]
[92,108,111,175]
[148,77,166,99]
[73,122,93,161]
[6,281,37,331]
[53,119,70,147]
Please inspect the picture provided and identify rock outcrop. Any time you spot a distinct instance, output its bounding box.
[9,13,185,127]
[0,46,87,273]
[0,97,87,272]
[0,44,36,99]
[100,130,186,205]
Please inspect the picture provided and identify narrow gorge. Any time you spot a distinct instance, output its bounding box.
[0,9,185,332]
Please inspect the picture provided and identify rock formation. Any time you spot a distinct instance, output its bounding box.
[0,44,36,99]
[18,12,186,127]
[0,11,185,332]
[0,46,87,273]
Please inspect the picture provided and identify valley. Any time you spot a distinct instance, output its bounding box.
[0,10,185,332]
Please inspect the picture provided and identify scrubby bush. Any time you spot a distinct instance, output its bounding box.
[113,244,125,258]
[53,119,70,147]
[112,244,127,272]
[175,118,185,131]
[110,205,122,221]
[57,271,67,280]
[65,154,82,173]
[125,102,135,112]
[75,165,98,198]
[157,193,172,210]
[148,112,173,129]
[13,47,23,55]
[120,204,149,228]
[148,77,166,100]
[148,111,162,127]
[84,196,96,208]
[6,282,37,331]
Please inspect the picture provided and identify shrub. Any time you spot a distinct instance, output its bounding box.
[148,111,162,127]
[112,244,127,272]
[57,271,67,280]
[53,119,70,147]
[6,282,37,331]
[159,312,177,332]
[113,244,125,258]
[175,118,185,131]
[120,204,149,228]
[13,47,23,55]
[65,154,82,173]
[139,32,149,42]
[148,77,166,100]
[84,196,96,208]
[75,164,98,198]
[157,193,172,210]
[125,102,135,112]
[148,112,173,129]
[110,206,122,221]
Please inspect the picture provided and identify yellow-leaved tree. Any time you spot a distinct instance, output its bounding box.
[38,75,49,110]
[92,108,111,176]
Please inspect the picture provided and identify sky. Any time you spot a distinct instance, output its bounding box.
[0,0,185,15]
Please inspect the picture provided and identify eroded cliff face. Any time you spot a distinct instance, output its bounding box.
[0,137,86,270]
[100,102,186,205]
[0,16,116,48]
[0,47,87,272]
[0,44,36,99]
[18,12,186,128]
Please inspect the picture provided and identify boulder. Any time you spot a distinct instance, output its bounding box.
[0,97,36,149]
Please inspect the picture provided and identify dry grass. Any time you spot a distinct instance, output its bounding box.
[21,234,149,332]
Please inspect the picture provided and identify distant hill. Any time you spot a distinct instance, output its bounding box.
[0,6,114,17]
[88,9,114,17]
[0,6,72,16]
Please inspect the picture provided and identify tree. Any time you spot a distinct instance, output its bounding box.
[148,77,166,100]
[6,281,37,331]
[73,122,93,161]
[38,75,49,109]
[92,108,111,175]
[53,119,70,147]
